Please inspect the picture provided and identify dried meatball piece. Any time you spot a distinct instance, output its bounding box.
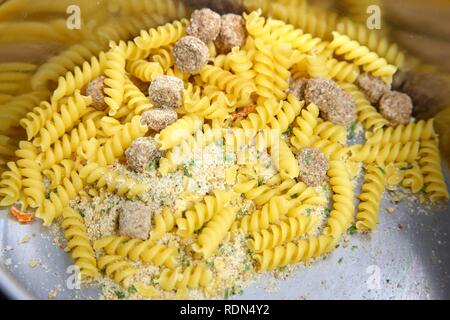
[304,78,343,114]
[289,78,309,101]
[141,108,178,132]
[125,137,162,172]
[187,8,221,44]
[379,91,413,126]
[173,36,209,73]
[296,148,329,187]
[214,14,247,54]
[86,76,107,111]
[148,75,184,109]
[399,72,450,119]
[118,201,153,240]
[356,72,391,104]
[322,96,356,128]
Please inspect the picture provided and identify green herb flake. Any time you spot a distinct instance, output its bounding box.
[257,177,264,187]
[146,159,159,171]
[188,159,196,166]
[323,208,330,216]
[305,208,312,216]
[78,209,85,218]
[338,257,343,264]
[128,285,137,294]
[304,155,313,164]
[243,263,251,272]
[115,290,126,299]
[283,127,293,136]
[335,244,340,248]
[378,167,386,174]
[290,193,298,199]
[351,245,358,251]
[348,224,357,235]
[224,287,232,300]
[278,266,287,272]
[182,165,192,177]
[348,121,357,139]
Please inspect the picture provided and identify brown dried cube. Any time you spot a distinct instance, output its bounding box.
[379,91,413,126]
[356,72,391,104]
[86,76,107,111]
[214,14,246,54]
[118,201,153,240]
[297,148,329,187]
[125,137,162,172]
[141,108,178,132]
[187,8,222,44]
[289,78,309,102]
[173,36,209,73]
[148,75,184,109]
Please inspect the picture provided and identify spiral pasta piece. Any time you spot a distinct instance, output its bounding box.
[339,82,388,131]
[33,91,92,152]
[94,236,177,269]
[323,160,354,244]
[155,114,203,151]
[127,59,163,82]
[254,235,334,271]
[39,118,99,170]
[151,45,174,71]
[176,190,233,237]
[61,207,98,279]
[271,138,300,179]
[239,196,291,233]
[336,18,406,68]
[183,92,230,121]
[313,120,347,144]
[252,39,277,102]
[97,255,136,288]
[123,77,153,115]
[365,119,436,146]
[419,140,449,202]
[43,159,80,190]
[20,100,58,141]
[306,54,329,79]
[329,32,397,83]
[199,65,256,100]
[402,162,424,194]
[104,45,126,116]
[0,161,22,206]
[265,95,303,133]
[291,103,320,150]
[326,58,360,83]
[248,214,317,252]
[356,165,386,232]
[192,206,237,258]
[51,53,106,103]
[80,163,148,199]
[350,142,420,166]
[227,47,255,81]
[158,263,212,291]
[133,19,187,50]
[150,207,180,241]
[91,115,148,165]
[35,168,84,225]
[238,98,282,132]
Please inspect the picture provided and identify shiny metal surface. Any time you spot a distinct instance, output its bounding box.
[1,168,449,300]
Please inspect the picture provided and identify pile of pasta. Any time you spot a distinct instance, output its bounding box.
[0,0,449,299]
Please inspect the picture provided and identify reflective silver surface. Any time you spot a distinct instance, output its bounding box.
[1,168,449,300]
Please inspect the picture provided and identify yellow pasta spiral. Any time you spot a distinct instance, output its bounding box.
[151,45,175,71]
[192,206,237,258]
[350,142,420,166]
[127,59,163,82]
[80,163,148,199]
[33,91,93,152]
[306,54,329,79]
[329,32,397,83]
[227,47,255,80]
[253,39,277,102]
[340,82,388,131]
[150,207,180,241]
[268,94,304,133]
[323,160,354,244]
[36,169,84,225]
[239,196,291,233]
[291,103,320,151]
[104,45,126,116]
[94,236,177,269]
[238,98,282,132]
[155,114,203,151]
[402,162,424,194]
[271,138,300,179]
[248,214,317,252]
[133,19,187,50]
[356,165,386,232]
[199,65,256,100]
[326,58,360,83]
[19,100,58,141]
[176,190,233,237]
[61,207,98,279]
[123,77,153,115]
[39,118,99,170]
[51,53,106,103]
[43,159,80,190]
[253,235,334,272]
[419,140,449,202]
[365,119,436,146]
[313,120,347,144]
[0,161,22,206]
[158,263,212,291]
[97,255,136,288]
